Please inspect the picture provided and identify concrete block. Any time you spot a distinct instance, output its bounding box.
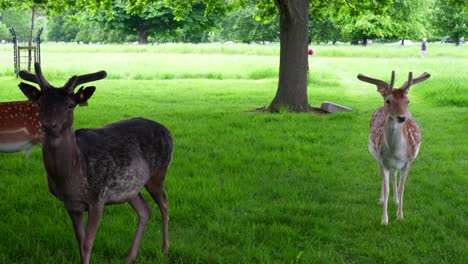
[320,102,352,113]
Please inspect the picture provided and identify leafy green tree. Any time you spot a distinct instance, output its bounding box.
[220,5,278,43]
[336,0,430,45]
[431,0,467,45]
[48,11,129,43]
[309,14,342,44]
[101,1,178,44]
[48,13,80,42]
[81,0,221,44]
[0,8,31,41]
[339,12,393,45]
[0,0,11,10]
[0,22,9,40]
[173,2,224,43]
[387,0,430,45]
[47,1,220,44]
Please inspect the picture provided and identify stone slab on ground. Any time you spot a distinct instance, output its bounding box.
[320,102,352,113]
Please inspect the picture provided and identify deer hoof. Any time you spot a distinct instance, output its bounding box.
[162,244,169,254]
[381,216,388,225]
[125,254,137,264]
[397,212,404,221]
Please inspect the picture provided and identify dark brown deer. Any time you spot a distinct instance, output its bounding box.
[0,101,42,158]
[18,63,172,263]
[357,71,430,225]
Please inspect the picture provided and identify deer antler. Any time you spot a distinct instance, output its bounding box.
[401,72,431,92]
[64,71,107,94]
[357,73,390,90]
[389,71,395,90]
[19,62,107,94]
[401,72,413,91]
[18,62,51,90]
[34,62,51,89]
[18,70,38,84]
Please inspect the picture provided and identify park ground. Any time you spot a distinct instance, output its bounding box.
[0,43,467,263]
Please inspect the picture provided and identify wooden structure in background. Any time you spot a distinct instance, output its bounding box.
[9,27,43,77]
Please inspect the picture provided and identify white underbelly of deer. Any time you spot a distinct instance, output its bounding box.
[0,128,34,152]
[0,141,34,152]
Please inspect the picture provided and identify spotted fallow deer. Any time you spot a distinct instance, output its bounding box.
[0,101,42,158]
[18,63,173,264]
[357,71,430,225]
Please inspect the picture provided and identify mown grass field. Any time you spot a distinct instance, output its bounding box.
[0,42,467,263]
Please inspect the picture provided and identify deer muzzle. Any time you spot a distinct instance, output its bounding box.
[397,115,407,123]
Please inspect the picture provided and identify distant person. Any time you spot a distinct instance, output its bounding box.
[307,49,314,73]
[421,38,427,58]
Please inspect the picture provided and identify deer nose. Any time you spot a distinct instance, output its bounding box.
[42,122,57,132]
[397,115,407,123]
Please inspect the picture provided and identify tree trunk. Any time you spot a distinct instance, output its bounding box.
[28,5,36,71]
[138,29,149,44]
[268,0,313,112]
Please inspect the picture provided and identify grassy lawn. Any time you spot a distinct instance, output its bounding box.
[0,43,467,263]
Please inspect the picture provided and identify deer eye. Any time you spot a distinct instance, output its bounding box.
[385,99,391,104]
[68,104,75,109]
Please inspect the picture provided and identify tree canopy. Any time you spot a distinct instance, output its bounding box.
[1,0,466,45]
[431,0,467,45]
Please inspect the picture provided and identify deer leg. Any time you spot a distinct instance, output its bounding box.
[391,169,399,205]
[145,176,169,253]
[125,193,152,264]
[397,164,410,220]
[25,149,31,160]
[378,179,384,204]
[380,164,390,225]
[67,210,85,260]
[82,203,104,264]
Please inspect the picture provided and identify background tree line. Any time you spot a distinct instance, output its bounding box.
[0,0,466,45]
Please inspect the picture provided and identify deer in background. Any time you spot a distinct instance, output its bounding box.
[18,63,173,264]
[0,101,42,158]
[357,71,430,225]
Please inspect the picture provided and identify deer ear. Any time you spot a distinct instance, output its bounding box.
[74,86,96,106]
[19,82,41,102]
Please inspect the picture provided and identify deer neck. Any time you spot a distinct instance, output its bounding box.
[41,126,84,201]
[382,113,409,166]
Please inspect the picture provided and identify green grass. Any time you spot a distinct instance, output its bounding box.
[0,43,467,263]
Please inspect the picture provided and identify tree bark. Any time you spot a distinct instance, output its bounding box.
[268,0,313,112]
[138,29,149,44]
[28,5,36,71]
